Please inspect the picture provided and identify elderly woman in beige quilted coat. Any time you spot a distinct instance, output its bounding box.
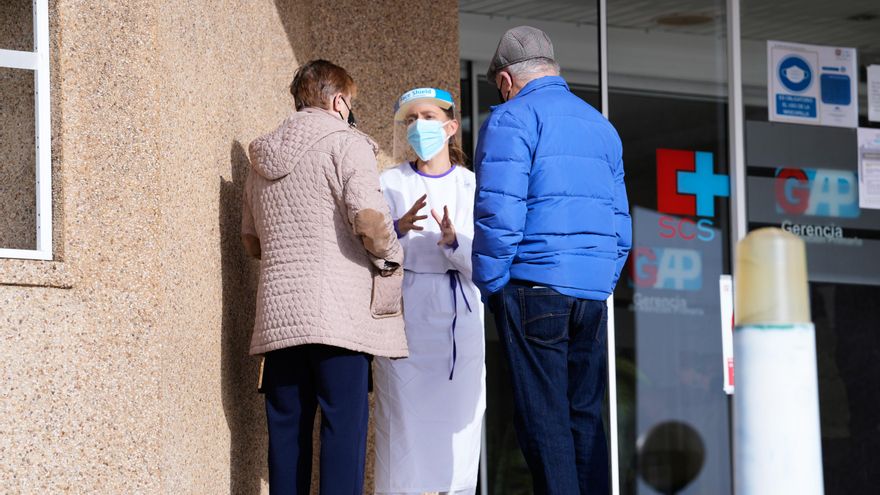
[241,59,406,495]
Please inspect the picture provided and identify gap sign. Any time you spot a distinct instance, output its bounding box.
[775,167,859,218]
[632,247,702,290]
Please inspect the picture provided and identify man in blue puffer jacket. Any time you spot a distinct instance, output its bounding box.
[473,26,631,495]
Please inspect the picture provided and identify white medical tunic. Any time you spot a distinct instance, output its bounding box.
[373,162,486,495]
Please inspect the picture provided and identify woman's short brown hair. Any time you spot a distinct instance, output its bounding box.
[289,59,357,111]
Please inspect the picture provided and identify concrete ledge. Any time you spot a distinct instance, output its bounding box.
[0,259,75,289]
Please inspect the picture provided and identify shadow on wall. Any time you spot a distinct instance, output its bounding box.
[274,0,316,63]
[216,2,312,491]
[220,140,268,494]
[218,4,310,491]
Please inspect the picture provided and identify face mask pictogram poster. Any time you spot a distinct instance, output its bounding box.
[768,40,858,128]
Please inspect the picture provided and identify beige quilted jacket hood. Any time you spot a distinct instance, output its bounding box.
[242,107,407,358]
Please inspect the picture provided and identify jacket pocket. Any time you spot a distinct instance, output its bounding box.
[371,268,403,319]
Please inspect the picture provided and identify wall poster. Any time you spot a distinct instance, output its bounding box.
[768,40,858,129]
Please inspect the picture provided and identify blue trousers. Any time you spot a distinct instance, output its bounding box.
[489,282,610,495]
[263,344,370,495]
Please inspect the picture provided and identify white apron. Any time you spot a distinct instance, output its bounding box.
[374,163,486,495]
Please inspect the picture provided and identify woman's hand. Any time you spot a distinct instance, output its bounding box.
[397,194,428,236]
[431,205,456,247]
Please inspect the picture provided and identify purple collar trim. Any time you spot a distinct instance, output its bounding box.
[410,161,455,178]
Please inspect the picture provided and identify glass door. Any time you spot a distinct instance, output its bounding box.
[739,2,880,492]
[460,1,742,494]
[460,1,600,492]
[607,2,734,494]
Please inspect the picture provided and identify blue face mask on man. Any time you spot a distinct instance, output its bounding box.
[407,119,451,162]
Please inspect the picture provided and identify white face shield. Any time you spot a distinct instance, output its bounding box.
[392,114,420,166]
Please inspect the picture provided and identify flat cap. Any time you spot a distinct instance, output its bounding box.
[487,26,555,82]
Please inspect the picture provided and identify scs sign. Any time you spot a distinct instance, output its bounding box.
[659,217,715,242]
[657,149,729,242]
[775,167,859,218]
[631,247,702,291]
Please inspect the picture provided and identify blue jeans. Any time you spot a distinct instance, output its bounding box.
[489,282,609,495]
[263,344,370,495]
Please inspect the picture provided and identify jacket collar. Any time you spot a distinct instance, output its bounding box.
[301,106,351,131]
[491,76,568,110]
[300,107,380,155]
[515,75,569,98]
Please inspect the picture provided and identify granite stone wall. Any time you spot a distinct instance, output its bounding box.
[0,0,458,493]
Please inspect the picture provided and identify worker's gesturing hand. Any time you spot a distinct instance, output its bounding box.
[432,205,457,247]
[397,194,428,236]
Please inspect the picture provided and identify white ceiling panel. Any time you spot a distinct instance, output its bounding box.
[460,0,880,58]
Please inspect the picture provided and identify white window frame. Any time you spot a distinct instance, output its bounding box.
[0,0,52,260]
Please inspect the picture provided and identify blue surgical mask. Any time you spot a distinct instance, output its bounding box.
[407,119,450,161]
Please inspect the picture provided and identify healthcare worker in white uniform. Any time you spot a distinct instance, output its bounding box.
[373,88,486,495]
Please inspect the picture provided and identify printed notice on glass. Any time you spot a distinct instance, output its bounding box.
[869,65,880,122]
[858,128,880,209]
[719,275,734,395]
[768,40,858,128]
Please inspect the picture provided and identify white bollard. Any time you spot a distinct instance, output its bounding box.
[733,228,824,495]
